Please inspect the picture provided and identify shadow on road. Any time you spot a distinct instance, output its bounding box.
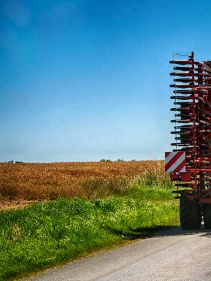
[107,225,211,240]
[152,225,211,238]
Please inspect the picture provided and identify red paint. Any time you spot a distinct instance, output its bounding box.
[168,52,211,201]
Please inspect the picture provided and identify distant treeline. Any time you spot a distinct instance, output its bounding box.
[3,161,24,164]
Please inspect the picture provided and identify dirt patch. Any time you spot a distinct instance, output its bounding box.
[0,200,39,211]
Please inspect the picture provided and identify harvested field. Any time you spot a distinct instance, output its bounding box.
[0,160,168,204]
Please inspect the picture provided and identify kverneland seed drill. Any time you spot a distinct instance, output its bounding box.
[165,52,211,229]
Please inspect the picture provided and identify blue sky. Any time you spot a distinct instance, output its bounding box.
[1,0,211,162]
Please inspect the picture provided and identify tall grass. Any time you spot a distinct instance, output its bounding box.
[0,179,178,281]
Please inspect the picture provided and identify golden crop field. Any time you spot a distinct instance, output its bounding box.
[0,160,167,209]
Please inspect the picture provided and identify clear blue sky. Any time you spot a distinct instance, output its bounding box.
[1,0,211,162]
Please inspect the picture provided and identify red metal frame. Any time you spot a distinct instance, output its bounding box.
[169,52,211,204]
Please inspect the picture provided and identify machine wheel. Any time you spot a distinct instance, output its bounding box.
[203,204,211,229]
[180,196,201,230]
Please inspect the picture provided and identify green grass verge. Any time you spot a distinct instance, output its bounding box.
[0,184,179,281]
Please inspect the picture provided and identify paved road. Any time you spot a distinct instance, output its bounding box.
[25,227,211,281]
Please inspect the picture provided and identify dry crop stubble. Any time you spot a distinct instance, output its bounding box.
[0,160,169,208]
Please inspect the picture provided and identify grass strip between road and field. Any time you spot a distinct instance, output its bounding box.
[0,182,179,281]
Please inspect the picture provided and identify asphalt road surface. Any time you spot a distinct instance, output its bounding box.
[24,227,211,281]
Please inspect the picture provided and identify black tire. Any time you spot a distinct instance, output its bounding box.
[203,204,211,229]
[180,196,201,230]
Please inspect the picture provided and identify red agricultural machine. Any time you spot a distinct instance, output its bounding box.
[165,52,211,229]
